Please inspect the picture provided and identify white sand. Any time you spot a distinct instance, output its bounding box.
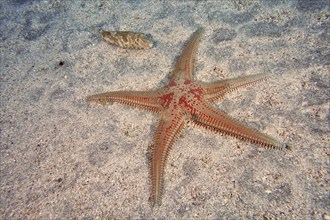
[1,0,329,219]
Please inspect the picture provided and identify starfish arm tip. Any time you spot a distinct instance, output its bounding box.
[86,94,109,105]
[86,95,92,102]
[86,95,97,103]
[196,27,205,33]
[275,142,291,151]
[284,144,292,151]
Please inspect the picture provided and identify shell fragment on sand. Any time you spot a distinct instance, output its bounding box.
[95,28,153,49]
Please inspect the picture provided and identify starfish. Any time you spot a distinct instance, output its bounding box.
[87,27,289,206]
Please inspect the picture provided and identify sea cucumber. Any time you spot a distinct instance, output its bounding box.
[93,27,153,49]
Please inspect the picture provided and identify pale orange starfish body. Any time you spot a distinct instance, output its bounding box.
[87,28,289,206]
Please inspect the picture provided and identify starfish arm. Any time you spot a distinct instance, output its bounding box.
[191,101,288,150]
[151,110,186,206]
[202,73,270,103]
[171,28,204,81]
[86,90,163,112]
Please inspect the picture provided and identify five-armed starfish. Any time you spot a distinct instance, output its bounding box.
[87,27,289,206]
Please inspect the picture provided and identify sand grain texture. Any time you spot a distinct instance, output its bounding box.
[0,0,329,219]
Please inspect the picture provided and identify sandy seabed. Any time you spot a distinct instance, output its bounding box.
[0,0,329,219]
